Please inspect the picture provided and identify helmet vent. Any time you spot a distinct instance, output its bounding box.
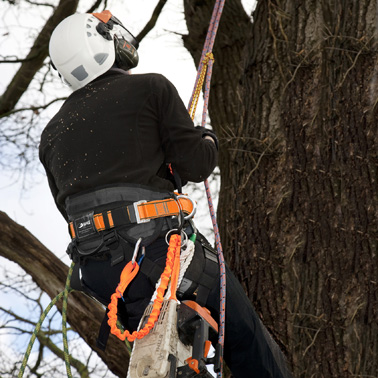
[71,65,88,81]
[87,32,92,37]
[94,53,109,65]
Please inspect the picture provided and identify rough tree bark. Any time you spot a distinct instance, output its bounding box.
[0,211,128,377]
[184,0,377,377]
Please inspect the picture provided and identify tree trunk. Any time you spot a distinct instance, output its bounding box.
[184,0,377,377]
[0,211,129,377]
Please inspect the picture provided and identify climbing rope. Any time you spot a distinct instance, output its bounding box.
[62,260,74,377]
[18,262,75,378]
[107,233,182,342]
[187,0,227,376]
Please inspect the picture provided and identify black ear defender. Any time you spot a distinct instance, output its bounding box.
[114,35,139,71]
[92,10,139,71]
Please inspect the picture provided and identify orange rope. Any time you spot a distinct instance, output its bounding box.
[107,233,181,342]
[168,239,181,301]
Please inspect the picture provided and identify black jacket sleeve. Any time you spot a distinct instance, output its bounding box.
[153,75,218,183]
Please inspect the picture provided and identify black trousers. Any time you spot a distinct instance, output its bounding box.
[79,234,292,378]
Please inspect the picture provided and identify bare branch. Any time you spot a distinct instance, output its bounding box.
[0,97,67,119]
[85,0,105,13]
[36,330,91,378]
[136,0,168,42]
[0,55,39,63]
[0,0,80,117]
[25,0,55,8]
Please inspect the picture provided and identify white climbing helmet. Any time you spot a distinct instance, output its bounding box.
[49,10,139,91]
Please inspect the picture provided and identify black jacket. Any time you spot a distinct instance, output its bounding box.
[39,70,217,220]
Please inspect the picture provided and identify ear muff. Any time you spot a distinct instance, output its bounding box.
[92,10,139,71]
[114,36,139,70]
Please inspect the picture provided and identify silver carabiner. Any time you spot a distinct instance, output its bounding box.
[132,237,142,265]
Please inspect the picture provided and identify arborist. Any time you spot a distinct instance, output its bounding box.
[39,10,292,378]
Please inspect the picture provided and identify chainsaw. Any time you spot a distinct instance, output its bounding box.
[126,298,221,378]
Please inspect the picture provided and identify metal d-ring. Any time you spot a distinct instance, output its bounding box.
[165,229,188,248]
[177,194,197,220]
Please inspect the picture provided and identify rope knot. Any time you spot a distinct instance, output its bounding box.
[203,52,214,64]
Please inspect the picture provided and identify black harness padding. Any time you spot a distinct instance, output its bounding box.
[196,243,220,306]
[176,234,219,306]
[68,231,165,293]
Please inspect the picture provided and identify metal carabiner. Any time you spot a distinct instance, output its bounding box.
[132,237,143,265]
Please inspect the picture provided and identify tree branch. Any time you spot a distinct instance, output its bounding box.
[0,211,129,377]
[0,56,39,63]
[0,0,80,117]
[25,0,56,8]
[0,97,67,119]
[36,329,90,378]
[85,0,105,13]
[136,0,168,42]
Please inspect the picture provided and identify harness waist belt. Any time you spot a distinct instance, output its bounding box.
[69,197,194,240]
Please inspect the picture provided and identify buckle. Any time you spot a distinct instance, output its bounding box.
[133,200,151,224]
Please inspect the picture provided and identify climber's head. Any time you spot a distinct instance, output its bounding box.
[49,10,139,91]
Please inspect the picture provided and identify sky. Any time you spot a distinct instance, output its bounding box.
[0,0,255,375]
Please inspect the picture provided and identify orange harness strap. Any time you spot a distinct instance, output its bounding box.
[107,233,181,342]
[69,197,194,239]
